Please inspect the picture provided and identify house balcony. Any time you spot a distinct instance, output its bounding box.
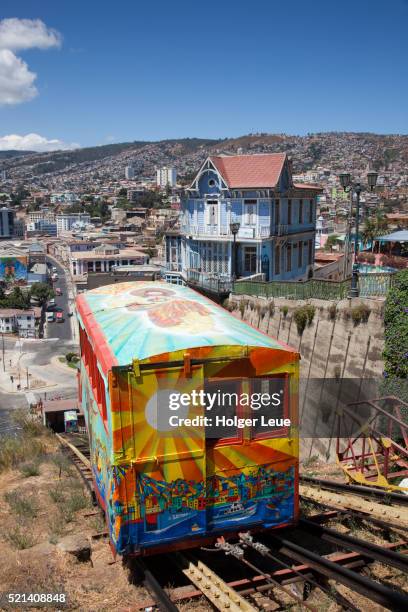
[180,223,315,240]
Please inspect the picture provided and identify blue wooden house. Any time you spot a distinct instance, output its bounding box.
[165,153,321,290]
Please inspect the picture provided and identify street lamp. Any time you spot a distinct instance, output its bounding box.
[230,222,240,281]
[339,170,378,297]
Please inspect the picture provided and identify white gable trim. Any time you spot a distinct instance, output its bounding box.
[187,157,229,192]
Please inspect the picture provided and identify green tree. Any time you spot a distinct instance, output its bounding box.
[324,234,339,252]
[361,219,376,250]
[29,282,55,306]
[2,287,31,309]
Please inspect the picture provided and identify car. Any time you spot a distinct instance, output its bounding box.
[56,312,64,323]
[55,288,62,296]
[48,298,56,306]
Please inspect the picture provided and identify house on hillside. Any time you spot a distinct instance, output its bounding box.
[165,153,322,292]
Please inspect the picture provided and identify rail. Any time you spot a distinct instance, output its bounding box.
[300,474,408,505]
[56,433,408,611]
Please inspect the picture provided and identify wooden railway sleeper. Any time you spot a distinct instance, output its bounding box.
[238,532,359,612]
[175,552,256,612]
[215,539,317,611]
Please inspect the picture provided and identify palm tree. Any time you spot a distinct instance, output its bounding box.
[361,219,376,251]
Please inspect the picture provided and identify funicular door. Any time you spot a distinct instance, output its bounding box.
[204,374,253,532]
[204,370,296,533]
[125,362,207,546]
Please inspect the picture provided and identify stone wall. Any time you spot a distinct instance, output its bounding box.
[228,294,385,460]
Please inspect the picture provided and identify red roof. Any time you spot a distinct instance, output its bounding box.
[210,153,287,188]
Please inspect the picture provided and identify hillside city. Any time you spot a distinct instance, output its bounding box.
[0,131,406,409]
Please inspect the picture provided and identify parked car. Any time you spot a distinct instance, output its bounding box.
[56,312,64,323]
[55,288,62,296]
[48,298,56,306]
[46,312,55,323]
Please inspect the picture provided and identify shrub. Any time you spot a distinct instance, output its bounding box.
[239,301,246,318]
[259,306,268,319]
[0,435,45,472]
[7,527,35,550]
[351,303,371,325]
[343,308,351,321]
[65,352,77,363]
[66,491,90,513]
[4,491,38,519]
[328,303,337,320]
[293,304,315,335]
[304,304,316,325]
[48,486,66,503]
[383,269,408,380]
[50,452,73,477]
[19,461,40,477]
[281,305,288,317]
[268,301,275,317]
[293,307,308,335]
[365,252,376,264]
[12,410,46,436]
[380,254,407,269]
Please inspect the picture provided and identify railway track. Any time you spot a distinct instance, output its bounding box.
[301,475,408,505]
[300,475,408,531]
[58,433,408,611]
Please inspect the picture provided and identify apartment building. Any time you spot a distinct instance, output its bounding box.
[56,213,91,236]
[156,166,177,188]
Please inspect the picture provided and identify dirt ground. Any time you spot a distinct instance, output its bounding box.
[0,428,406,612]
[0,431,153,612]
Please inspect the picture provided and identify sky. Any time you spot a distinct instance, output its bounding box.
[0,0,407,151]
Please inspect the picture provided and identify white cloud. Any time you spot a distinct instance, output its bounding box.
[0,49,37,104]
[0,133,79,152]
[0,18,61,51]
[0,18,61,105]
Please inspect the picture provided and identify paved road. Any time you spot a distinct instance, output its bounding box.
[0,256,79,436]
[45,257,75,342]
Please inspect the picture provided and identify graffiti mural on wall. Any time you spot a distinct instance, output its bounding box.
[0,257,28,282]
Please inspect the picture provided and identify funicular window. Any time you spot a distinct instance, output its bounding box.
[205,379,243,444]
[251,376,289,439]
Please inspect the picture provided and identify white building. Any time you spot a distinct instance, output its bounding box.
[125,165,135,180]
[56,213,91,236]
[28,208,55,224]
[0,308,40,337]
[50,192,78,204]
[156,166,177,188]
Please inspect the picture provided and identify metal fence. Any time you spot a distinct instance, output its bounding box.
[232,272,395,300]
[358,272,395,297]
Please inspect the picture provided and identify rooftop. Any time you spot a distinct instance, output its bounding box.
[210,153,287,189]
[76,281,297,372]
